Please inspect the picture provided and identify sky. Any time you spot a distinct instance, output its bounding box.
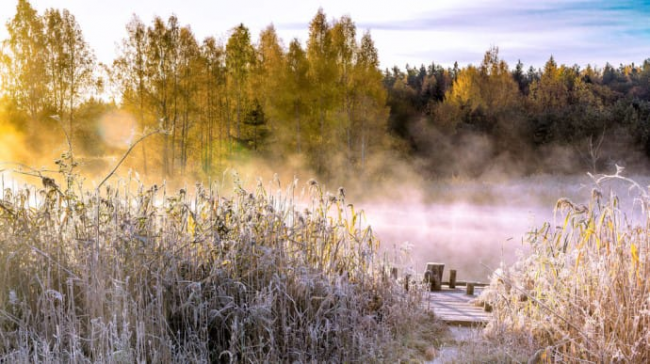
[0,0,649,70]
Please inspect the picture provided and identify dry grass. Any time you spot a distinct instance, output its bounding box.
[0,168,436,363]
[479,168,650,363]
[435,327,534,364]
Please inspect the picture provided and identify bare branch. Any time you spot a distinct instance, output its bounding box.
[96,128,164,190]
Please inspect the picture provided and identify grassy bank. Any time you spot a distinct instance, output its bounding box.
[0,171,436,363]
[480,169,650,362]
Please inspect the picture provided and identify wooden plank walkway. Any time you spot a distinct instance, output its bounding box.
[424,286,491,327]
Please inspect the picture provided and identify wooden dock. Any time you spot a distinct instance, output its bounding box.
[425,285,490,327]
[393,263,492,327]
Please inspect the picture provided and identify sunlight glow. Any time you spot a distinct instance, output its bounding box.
[97,110,136,148]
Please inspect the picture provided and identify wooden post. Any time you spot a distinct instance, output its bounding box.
[390,267,398,280]
[425,263,444,291]
[429,274,437,292]
[449,269,457,289]
[404,274,411,292]
[466,282,475,296]
[423,270,432,283]
[483,302,493,312]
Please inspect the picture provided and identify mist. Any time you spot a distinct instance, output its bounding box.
[3,107,650,286]
[359,176,576,282]
[357,171,650,282]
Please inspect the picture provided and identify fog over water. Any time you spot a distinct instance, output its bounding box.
[368,202,541,282]
[360,173,650,282]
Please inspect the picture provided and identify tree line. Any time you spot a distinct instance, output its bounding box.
[385,48,650,176]
[1,0,387,180]
[2,0,650,181]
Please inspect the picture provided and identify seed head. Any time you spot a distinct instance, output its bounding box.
[591,188,602,201]
[555,198,576,211]
[42,177,58,190]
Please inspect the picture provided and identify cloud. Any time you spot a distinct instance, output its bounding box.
[357,0,648,34]
[350,0,650,68]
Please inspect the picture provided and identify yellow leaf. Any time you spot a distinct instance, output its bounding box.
[631,243,639,266]
[579,219,594,251]
[187,213,196,235]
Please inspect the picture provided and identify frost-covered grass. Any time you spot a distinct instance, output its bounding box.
[0,170,436,363]
[479,168,650,362]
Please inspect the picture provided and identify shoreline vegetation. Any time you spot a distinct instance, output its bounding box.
[0,169,444,362]
[3,160,649,362]
[474,169,650,362]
